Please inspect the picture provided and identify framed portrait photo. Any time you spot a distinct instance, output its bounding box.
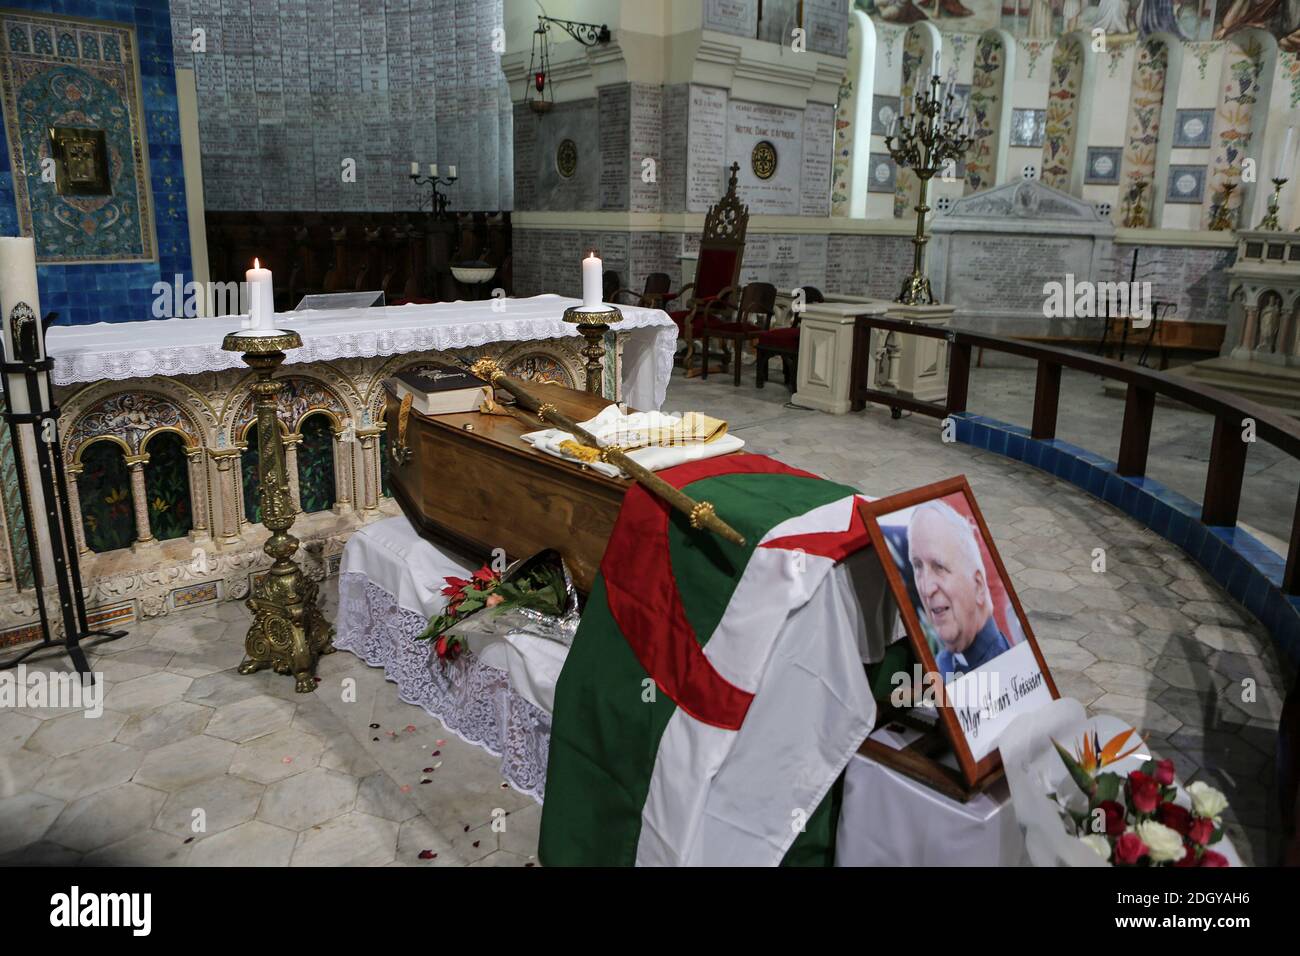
[1009,108,1046,148]
[1172,108,1214,148]
[871,95,901,136]
[860,476,1058,789]
[867,152,897,193]
[1166,164,1207,204]
[1084,147,1123,185]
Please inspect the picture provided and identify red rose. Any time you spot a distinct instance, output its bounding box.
[1114,831,1148,865]
[1154,759,1175,786]
[1098,800,1126,836]
[434,635,448,658]
[1174,845,1198,867]
[1156,802,1192,836]
[1127,771,1160,815]
[1187,817,1215,846]
[1199,850,1229,868]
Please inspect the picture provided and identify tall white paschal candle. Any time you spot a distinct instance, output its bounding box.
[246,258,274,329]
[581,252,602,308]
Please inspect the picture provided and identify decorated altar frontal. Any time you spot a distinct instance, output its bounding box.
[0,296,675,643]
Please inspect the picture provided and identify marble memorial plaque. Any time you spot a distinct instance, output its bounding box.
[804,0,849,57]
[599,85,631,211]
[703,0,758,37]
[727,99,802,215]
[629,84,663,214]
[661,84,689,214]
[687,86,729,212]
[801,102,834,217]
[945,234,1090,313]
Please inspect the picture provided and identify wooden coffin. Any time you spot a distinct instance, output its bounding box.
[383,382,632,594]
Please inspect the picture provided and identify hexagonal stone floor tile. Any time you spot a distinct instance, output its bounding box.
[155,774,266,839]
[205,695,296,743]
[104,672,193,716]
[134,735,236,792]
[24,709,128,758]
[33,741,143,802]
[115,700,213,750]
[229,727,325,784]
[258,767,357,830]
[188,820,297,867]
[82,828,193,866]
[290,810,398,866]
[0,790,64,854]
[45,782,167,853]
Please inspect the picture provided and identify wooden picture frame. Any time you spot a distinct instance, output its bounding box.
[858,476,1058,791]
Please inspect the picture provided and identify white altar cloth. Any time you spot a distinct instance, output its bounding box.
[46,294,677,411]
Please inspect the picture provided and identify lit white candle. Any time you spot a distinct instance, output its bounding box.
[448,164,457,179]
[887,115,897,138]
[581,251,602,308]
[429,163,438,177]
[410,161,419,176]
[245,258,274,330]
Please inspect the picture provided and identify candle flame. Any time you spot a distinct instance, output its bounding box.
[254,258,260,269]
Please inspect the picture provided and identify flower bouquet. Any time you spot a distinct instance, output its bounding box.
[419,549,576,661]
[1053,729,1231,867]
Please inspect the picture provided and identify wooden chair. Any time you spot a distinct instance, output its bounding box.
[663,163,749,375]
[700,282,777,386]
[755,285,824,391]
[610,272,672,309]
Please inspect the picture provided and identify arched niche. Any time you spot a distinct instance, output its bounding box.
[1041,33,1094,195]
[831,9,876,219]
[894,21,942,219]
[140,430,194,542]
[75,437,134,554]
[1200,29,1277,229]
[966,30,1014,194]
[297,412,338,514]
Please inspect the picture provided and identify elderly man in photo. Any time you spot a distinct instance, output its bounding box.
[906,500,1009,680]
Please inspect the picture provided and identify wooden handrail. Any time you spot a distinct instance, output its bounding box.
[851,314,1300,597]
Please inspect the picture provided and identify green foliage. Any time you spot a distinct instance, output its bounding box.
[78,440,134,553]
[298,414,336,513]
[143,432,192,541]
[242,423,261,524]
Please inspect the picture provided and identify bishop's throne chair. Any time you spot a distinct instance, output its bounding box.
[662,163,749,375]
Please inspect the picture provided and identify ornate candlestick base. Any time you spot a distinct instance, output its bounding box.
[222,329,334,693]
[563,304,622,394]
[1208,182,1238,232]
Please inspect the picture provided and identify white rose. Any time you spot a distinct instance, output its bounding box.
[1137,820,1185,863]
[1186,781,1228,821]
[1079,834,1112,861]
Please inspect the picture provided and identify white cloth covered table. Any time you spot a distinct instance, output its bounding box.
[46,294,677,411]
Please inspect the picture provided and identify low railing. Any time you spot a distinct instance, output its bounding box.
[850,315,1300,597]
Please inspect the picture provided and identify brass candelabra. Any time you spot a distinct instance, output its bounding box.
[884,74,974,306]
[1208,179,1239,232]
[221,329,334,693]
[1257,177,1288,231]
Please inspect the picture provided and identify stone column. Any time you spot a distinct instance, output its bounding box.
[126,456,154,545]
[1238,305,1259,352]
[211,450,243,545]
[358,433,380,512]
[64,463,89,554]
[185,448,211,541]
[284,436,302,513]
[332,431,353,512]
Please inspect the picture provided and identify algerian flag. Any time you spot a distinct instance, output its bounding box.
[540,456,887,866]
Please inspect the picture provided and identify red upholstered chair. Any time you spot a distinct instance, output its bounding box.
[755,285,824,391]
[700,282,777,386]
[662,163,749,376]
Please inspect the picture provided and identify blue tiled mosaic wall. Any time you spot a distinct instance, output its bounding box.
[0,0,191,326]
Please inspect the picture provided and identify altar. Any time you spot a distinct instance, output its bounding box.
[0,296,675,642]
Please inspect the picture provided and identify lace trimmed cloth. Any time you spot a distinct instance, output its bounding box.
[336,571,551,802]
[45,294,676,412]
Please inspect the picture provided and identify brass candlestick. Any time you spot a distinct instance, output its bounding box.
[563,304,622,394]
[885,74,973,306]
[1208,180,1239,232]
[1257,177,1288,230]
[222,329,333,692]
[1124,180,1149,228]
